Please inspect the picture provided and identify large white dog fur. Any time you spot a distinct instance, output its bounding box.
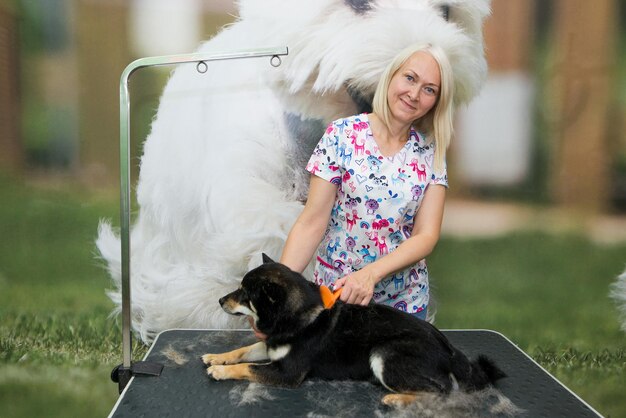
[97,0,492,343]
[611,269,626,332]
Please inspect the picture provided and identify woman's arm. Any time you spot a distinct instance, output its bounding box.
[335,184,446,305]
[280,175,338,273]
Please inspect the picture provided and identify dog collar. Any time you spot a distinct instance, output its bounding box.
[319,285,342,309]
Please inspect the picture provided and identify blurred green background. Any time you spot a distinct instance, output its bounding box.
[1,0,625,417]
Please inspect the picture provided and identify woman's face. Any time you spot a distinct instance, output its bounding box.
[387,51,441,126]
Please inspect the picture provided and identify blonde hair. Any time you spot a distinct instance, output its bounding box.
[372,44,455,173]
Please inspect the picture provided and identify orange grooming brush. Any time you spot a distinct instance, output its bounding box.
[319,285,342,309]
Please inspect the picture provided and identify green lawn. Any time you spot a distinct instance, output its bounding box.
[0,175,123,417]
[430,236,626,418]
[1,174,625,417]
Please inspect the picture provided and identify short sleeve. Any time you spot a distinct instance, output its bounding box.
[430,160,449,188]
[305,122,343,185]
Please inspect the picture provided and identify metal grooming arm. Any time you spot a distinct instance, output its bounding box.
[111,47,289,393]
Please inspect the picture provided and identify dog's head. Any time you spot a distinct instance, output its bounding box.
[219,254,323,338]
[251,0,491,122]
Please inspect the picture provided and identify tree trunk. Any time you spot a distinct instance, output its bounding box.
[549,0,617,212]
[75,0,130,187]
[0,5,23,174]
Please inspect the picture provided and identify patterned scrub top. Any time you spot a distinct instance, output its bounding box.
[306,113,448,314]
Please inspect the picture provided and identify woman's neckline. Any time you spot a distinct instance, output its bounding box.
[363,113,413,159]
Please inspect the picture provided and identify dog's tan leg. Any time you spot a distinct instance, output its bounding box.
[381,393,418,407]
[207,363,258,382]
[202,341,268,366]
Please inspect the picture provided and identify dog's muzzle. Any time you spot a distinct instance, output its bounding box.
[218,294,246,316]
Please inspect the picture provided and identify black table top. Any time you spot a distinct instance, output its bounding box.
[109,329,602,418]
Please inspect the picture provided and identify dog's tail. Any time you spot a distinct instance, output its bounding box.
[476,355,507,383]
[462,355,506,391]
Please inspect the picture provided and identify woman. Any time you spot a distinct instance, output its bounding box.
[280,43,454,320]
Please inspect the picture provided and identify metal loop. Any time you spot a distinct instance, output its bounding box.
[270,55,282,67]
[196,61,208,73]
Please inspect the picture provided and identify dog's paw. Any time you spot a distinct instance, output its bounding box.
[206,365,236,380]
[201,353,231,366]
[207,363,253,381]
[206,364,249,380]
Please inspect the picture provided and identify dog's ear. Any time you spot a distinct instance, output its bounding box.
[261,253,275,264]
[260,280,283,305]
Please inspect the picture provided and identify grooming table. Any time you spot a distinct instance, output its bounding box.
[108,329,602,418]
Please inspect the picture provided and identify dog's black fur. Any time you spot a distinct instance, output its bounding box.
[202,255,505,404]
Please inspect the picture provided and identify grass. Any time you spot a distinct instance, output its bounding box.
[0,174,625,417]
[430,234,626,417]
[0,174,124,418]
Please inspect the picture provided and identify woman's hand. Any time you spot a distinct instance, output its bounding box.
[334,268,378,306]
[247,316,267,340]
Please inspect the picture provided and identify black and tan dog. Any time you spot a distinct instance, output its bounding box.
[202,254,505,406]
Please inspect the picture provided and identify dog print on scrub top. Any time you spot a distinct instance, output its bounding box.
[306,114,448,315]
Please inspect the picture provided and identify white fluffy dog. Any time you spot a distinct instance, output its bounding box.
[611,270,626,332]
[97,0,491,343]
